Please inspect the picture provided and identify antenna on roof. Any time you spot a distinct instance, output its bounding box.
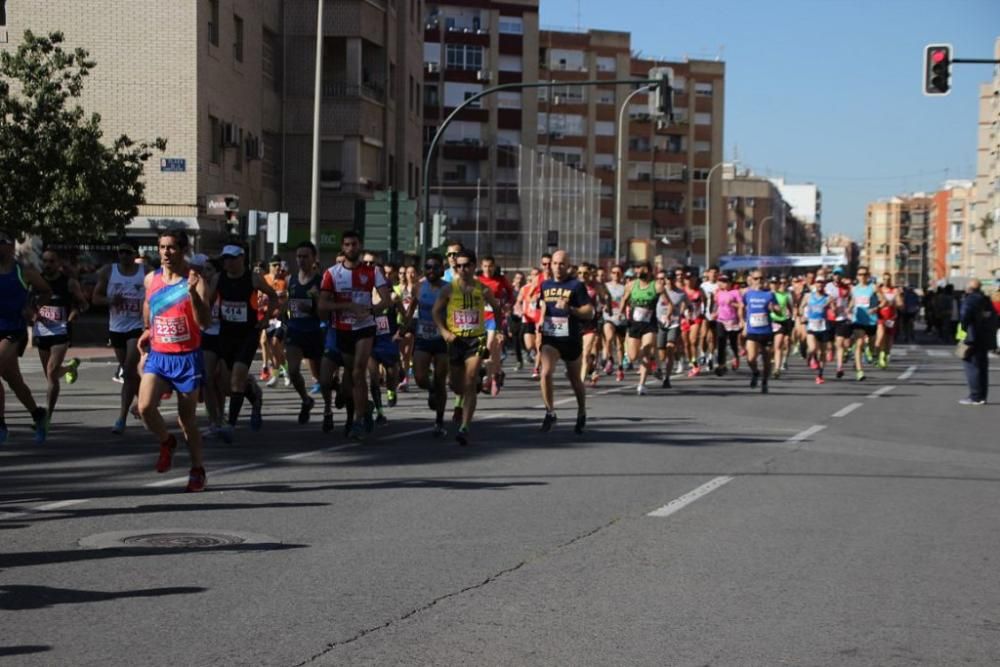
[576,0,581,31]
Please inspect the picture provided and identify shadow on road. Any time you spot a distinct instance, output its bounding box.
[0,584,207,610]
[0,645,51,657]
[0,542,306,570]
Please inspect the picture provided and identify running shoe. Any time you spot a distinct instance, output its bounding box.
[761,379,769,394]
[348,421,366,441]
[958,398,986,406]
[186,466,207,493]
[864,348,873,364]
[375,413,389,427]
[636,384,647,396]
[219,424,234,443]
[540,412,557,432]
[310,382,322,395]
[260,367,271,382]
[111,418,126,435]
[250,390,263,431]
[836,369,844,379]
[397,377,409,393]
[661,375,672,389]
[387,390,397,407]
[515,361,524,371]
[615,369,625,382]
[731,358,739,371]
[772,370,781,380]
[112,373,125,384]
[531,368,540,381]
[815,376,826,385]
[456,426,470,446]
[603,359,614,375]
[877,351,888,369]
[266,374,279,388]
[750,372,760,389]
[63,357,81,384]
[322,412,334,433]
[686,365,700,378]
[653,367,664,381]
[809,358,819,370]
[715,366,725,377]
[856,370,866,382]
[589,371,599,387]
[283,375,291,388]
[298,396,315,425]
[32,408,48,444]
[574,412,586,435]
[432,422,447,438]
[155,434,177,473]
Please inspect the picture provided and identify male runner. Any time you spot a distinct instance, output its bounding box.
[478,255,513,396]
[740,271,779,393]
[93,241,147,434]
[655,269,686,387]
[0,229,51,444]
[849,266,880,381]
[215,244,280,439]
[803,277,835,384]
[260,256,289,387]
[365,250,404,425]
[701,266,720,370]
[318,231,391,441]
[441,240,464,283]
[432,249,500,446]
[407,253,450,437]
[136,230,211,492]
[33,249,88,427]
[284,241,324,425]
[538,249,594,433]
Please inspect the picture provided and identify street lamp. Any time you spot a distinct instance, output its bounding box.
[704,160,732,270]
[614,84,655,264]
[755,215,774,256]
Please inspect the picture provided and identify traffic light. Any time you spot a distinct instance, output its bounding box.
[431,211,448,248]
[923,44,952,96]
[648,67,674,121]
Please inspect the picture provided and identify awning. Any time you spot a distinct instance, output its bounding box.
[719,254,847,271]
[126,216,200,233]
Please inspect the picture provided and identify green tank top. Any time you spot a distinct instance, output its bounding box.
[772,291,791,322]
[629,280,657,322]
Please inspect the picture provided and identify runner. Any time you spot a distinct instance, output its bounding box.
[620,261,662,395]
[712,273,742,375]
[188,255,225,437]
[538,249,594,433]
[831,272,854,379]
[876,272,903,368]
[769,276,793,379]
[441,240,464,283]
[655,269,687,387]
[602,265,628,382]
[318,231,391,441]
[93,241,148,434]
[518,268,542,379]
[136,229,211,492]
[260,256,289,387]
[33,249,88,427]
[284,241,324,425]
[406,253,449,437]
[432,249,499,446]
[577,263,608,386]
[740,270,779,393]
[849,266,880,382]
[683,273,707,377]
[365,250,403,426]
[215,244,280,440]
[478,255,513,396]
[803,276,835,384]
[701,266,719,371]
[394,263,419,391]
[0,229,51,444]
[507,271,527,371]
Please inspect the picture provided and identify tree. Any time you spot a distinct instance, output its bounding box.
[0,30,165,243]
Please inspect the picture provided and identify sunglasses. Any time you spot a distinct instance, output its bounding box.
[455,263,473,270]
[446,252,459,258]
[362,261,376,266]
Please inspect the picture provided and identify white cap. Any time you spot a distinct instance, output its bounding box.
[189,253,209,267]
[221,245,244,258]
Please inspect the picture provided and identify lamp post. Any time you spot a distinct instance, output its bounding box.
[614,84,654,264]
[704,160,731,270]
[308,0,324,247]
[755,215,774,256]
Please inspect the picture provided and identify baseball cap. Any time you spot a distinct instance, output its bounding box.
[221,245,244,258]
[833,267,845,275]
[189,253,209,268]
[117,241,136,252]
[269,254,282,264]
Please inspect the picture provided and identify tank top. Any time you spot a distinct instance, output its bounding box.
[629,280,657,323]
[879,287,898,320]
[416,280,444,340]
[107,263,146,333]
[34,273,71,338]
[375,300,399,338]
[806,292,830,333]
[446,281,486,337]
[286,272,322,333]
[605,282,626,324]
[852,284,877,325]
[0,262,29,331]
[217,270,257,334]
[395,284,416,326]
[771,291,791,322]
[148,269,201,353]
[685,287,705,319]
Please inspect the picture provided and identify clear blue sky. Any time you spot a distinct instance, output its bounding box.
[539,0,1000,241]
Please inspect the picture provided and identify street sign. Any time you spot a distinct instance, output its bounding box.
[159,158,186,172]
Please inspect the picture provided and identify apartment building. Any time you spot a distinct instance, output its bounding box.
[928,181,973,283]
[864,194,931,287]
[721,173,788,256]
[2,0,423,255]
[422,0,540,264]
[970,37,1000,285]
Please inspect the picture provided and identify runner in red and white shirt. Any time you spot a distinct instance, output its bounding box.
[318,230,391,441]
[478,255,514,396]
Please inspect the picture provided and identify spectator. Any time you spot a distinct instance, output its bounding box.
[957,279,995,405]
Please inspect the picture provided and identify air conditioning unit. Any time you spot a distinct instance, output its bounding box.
[426,61,440,73]
[476,69,490,82]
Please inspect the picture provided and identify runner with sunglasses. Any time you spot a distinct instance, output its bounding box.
[602,265,628,382]
[432,249,500,446]
[405,254,450,437]
[363,250,404,426]
[740,271,780,393]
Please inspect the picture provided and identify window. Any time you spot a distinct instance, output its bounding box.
[694,140,711,153]
[233,14,244,62]
[389,63,396,99]
[424,84,439,106]
[695,112,712,125]
[262,132,281,190]
[627,191,651,209]
[409,75,415,111]
[262,28,280,90]
[695,81,713,97]
[692,197,706,210]
[233,129,243,172]
[0,0,7,26]
[208,0,219,46]
[596,89,615,105]
[594,121,614,136]
[498,16,523,34]
[209,115,221,165]
[596,56,616,73]
[445,44,483,71]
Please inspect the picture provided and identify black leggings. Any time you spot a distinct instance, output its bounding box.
[716,322,740,366]
[508,316,524,364]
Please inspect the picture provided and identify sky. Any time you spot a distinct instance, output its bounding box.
[539,0,1000,241]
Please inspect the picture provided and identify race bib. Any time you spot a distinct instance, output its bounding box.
[807,318,827,333]
[114,297,143,314]
[289,298,313,319]
[771,322,782,333]
[153,315,191,343]
[417,320,440,339]
[724,320,742,332]
[542,316,570,338]
[855,295,870,308]
[221,300,248,323]
[749,312,769,329]
[375,315,391,335]
[38,305,65,322]
[632,306,651,322]
[884,319,895,329]
[453,309,480,331]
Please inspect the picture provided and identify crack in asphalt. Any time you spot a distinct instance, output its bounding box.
[292,516,622,665]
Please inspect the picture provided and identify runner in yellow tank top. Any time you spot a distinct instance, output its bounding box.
[432,249,500,446]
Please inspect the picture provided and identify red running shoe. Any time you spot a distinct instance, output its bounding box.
[186,466,207,492]
[815,376,826,385]
[155,435,177,473]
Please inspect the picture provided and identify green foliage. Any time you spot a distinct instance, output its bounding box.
[0,30,166,243]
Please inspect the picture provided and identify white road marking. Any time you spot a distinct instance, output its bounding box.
[647,476,735,518]
[0,498,91,521]
[144,462,262,488]
[831,402,864,418]
[868,385,895,398]
[787,424,826,443]
[596,387,623,395]
[897,365,917,381]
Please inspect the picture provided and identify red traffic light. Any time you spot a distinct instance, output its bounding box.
[931,49,946,63]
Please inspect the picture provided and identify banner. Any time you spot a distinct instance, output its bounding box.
[719,254,847,271]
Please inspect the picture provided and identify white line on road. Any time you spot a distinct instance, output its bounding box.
[144,462,263,488]
[897,365,918,381]
[787,424,826,443]
[0,498,90,521]
[647,476,735,518]
[831,402,864,418]
[596,387,623,396]
[868,385,895,398]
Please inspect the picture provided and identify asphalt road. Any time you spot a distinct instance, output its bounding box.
[1,342,998,666]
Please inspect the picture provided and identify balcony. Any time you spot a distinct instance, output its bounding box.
[322,80,385,103]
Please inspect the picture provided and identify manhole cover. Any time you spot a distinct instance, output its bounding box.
[79,529,279,550]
